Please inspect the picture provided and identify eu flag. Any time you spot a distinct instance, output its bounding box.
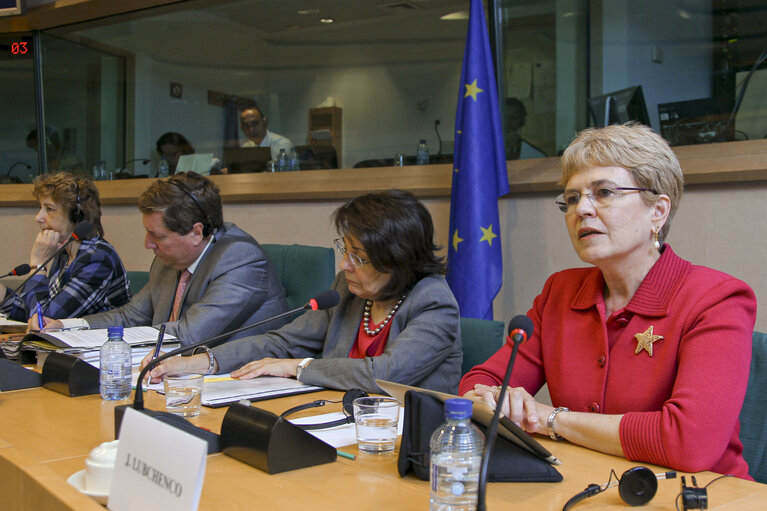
[446,0,509,320]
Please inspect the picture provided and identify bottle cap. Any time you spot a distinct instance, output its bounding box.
[444,398,473,419]
[107,326,124,337]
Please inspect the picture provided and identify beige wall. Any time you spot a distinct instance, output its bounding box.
[3,182,765,331]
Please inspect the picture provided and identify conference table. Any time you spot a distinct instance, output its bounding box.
[1,385,765,511]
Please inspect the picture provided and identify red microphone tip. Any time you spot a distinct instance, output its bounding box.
[508,328,529,344]
[309,298,319,311]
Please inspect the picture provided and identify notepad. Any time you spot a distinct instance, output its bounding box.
[22,326,177,349]
[196,374,325,407]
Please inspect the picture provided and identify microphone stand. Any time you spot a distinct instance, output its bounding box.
[117,290,339,453]
[2,162,30,183]
[134,304,315,410]
[476,320,531,511]
[11,222,93,296]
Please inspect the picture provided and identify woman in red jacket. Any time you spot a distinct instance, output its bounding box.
[460,123,756,478]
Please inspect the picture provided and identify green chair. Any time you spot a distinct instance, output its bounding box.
[740,330,767,483]
[126,270,150,297]
[262,244,335,310]
[459,317,505,375]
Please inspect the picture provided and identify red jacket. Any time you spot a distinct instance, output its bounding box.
[460,245,756,478]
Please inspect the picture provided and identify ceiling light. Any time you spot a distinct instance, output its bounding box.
[320,18,335,24]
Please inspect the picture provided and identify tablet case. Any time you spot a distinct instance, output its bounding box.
[397,390,562,482]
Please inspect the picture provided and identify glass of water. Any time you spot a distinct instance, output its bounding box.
[353,396,400,454]
[164,373,204,417]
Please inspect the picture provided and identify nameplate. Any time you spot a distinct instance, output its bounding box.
[109,408,207,511]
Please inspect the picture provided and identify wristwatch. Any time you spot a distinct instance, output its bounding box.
[547,406,570,441]
[192,345,216,375]
[296,358,313,381]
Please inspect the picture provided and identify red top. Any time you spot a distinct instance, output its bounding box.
[460,245,756,478]
[349,317,394,358]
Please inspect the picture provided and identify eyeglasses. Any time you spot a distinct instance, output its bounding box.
[334,238,370,268]
[555,186,658,213]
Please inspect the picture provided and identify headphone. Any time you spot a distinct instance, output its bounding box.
[70,180,84,224]
[280,388,368,430]
[168,179,213,237]
[563,467,677,510]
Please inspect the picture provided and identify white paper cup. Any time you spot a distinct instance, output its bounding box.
[84,440,119,493]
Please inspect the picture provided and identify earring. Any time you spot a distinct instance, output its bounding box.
[653,231,660,250]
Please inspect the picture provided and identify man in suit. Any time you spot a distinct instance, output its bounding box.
[48,172,288,346]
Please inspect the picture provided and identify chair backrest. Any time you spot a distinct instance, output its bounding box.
[261,244,335,310]
[126,270,150,297]
[459,317,505,375]
[740,330,767,483]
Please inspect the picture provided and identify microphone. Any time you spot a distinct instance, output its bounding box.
[133,288,340,411]
[10,221,93,296]
[1,264,31,279]
[123,158,150,168]
[5,161,31,176]
[477,314,534,511]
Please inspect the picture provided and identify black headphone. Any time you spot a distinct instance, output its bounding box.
[280,388,368,430]
[168,179,212,237]
[563,467,677,510]
[70,180,84,224]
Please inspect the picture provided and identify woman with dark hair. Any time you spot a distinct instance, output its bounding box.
[156,132,196,175]
[145,189,462,394]
[0,172,131,324]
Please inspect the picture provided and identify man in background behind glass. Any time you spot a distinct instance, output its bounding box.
[240,106,294,161]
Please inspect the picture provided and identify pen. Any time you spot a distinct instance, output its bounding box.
[36,303,44,331]
[336,450,356,460]
[152,324,166,359]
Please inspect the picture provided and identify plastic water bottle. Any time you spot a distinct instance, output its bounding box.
[277,149,289,172]
[99,326,132,400]
[289,147,300,171]
[158,158,170,178]
[430,398,485,511]
[416,139,430,165]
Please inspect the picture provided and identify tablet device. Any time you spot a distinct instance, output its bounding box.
[376,379,561,465]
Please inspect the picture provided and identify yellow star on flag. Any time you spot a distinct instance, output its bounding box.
[453,167,459,173]
[634,326,664,356]
[452,229,464,252]
[479,224,497,246]
[464,79,484,101]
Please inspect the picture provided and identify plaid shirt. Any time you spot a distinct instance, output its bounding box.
[1,237,131,322]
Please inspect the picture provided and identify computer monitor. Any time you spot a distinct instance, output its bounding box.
[223,147,272,173]
[588,86,650,127]
[657,96,734,146]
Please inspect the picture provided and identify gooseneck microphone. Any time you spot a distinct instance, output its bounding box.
[123,158,150,168]
[133,289,341,411]
[5,161,31,175]
[10,221,93,296]
[477,314,534,511]
[1,264,31,279]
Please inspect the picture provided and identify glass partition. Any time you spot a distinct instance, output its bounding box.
[45,0,472,177]
[2,0,766,183]
[0,33,38,183]
[40,33,126,178]
[499,0,767,158]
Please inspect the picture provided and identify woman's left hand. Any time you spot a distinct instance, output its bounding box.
[472,383,552,436]
[231,358,302,379]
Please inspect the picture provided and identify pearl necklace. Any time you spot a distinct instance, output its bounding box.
[363,295,406,336]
